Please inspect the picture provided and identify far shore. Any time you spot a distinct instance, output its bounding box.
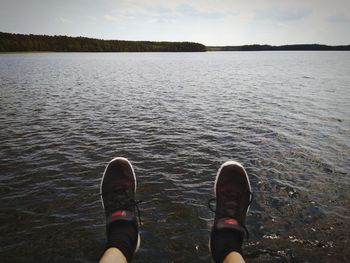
[207,44,350,51]
[1,32,349,52]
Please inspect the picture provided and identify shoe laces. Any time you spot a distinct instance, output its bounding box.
[208,191,253,239]
[100,187,143,225]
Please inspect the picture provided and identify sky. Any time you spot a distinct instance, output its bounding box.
[0,0,349,46]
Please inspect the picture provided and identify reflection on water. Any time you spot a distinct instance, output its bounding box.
[0,52,349,262]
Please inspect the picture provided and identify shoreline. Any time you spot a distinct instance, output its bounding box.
[1,32,350,52]
[1,50,350,54]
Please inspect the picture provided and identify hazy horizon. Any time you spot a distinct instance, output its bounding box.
[1,0,350,46]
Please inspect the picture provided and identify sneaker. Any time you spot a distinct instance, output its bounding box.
[100,157,141,251]
[209,161,253,239]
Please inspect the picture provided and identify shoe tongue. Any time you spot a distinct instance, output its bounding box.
[107,210,136,226]
[214,218,245,233]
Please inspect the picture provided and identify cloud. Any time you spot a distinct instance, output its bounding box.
[104,14,120,22]
[255,6,311,22]
[328,14,350,23]
[175,4,230,19]
[103,2,230,24]
[56,17,73,24]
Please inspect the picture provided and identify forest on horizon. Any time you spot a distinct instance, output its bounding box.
[0,32,206,52]
[1,32,349,52]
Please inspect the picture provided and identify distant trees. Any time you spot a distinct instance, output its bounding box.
[0,32,206,52]
[208,44,350,51]
[2,32,349,52]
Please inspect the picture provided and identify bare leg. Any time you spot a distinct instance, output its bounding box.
[99,247,127,263]
[223,251,245,263]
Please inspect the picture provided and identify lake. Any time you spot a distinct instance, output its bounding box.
[0,51,349,262]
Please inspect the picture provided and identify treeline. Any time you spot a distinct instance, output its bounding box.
[0,32,206,52]
[208,44,350,51]
[2,32,349,52]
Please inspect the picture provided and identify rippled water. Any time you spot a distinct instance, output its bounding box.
[0,52,349,262]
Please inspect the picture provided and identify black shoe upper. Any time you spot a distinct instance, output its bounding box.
[210,162,253,237]
[100,158,139,226]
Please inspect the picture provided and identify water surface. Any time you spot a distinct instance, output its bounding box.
[0,51,349,262]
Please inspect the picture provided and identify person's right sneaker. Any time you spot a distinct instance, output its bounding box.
[100,157,141,262]
[209,161,253,263]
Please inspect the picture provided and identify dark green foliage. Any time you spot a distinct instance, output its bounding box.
[0,32,206,52]
[208,44,350,51]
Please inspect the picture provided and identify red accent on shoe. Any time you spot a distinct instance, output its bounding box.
[112,211,126,217]
[224,219,239,225]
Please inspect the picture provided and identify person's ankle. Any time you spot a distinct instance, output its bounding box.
[223,251,245,263]
[106,221,139,262]
[210,228,244,263]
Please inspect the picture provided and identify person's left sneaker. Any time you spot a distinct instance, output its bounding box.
[100,157,141,262]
